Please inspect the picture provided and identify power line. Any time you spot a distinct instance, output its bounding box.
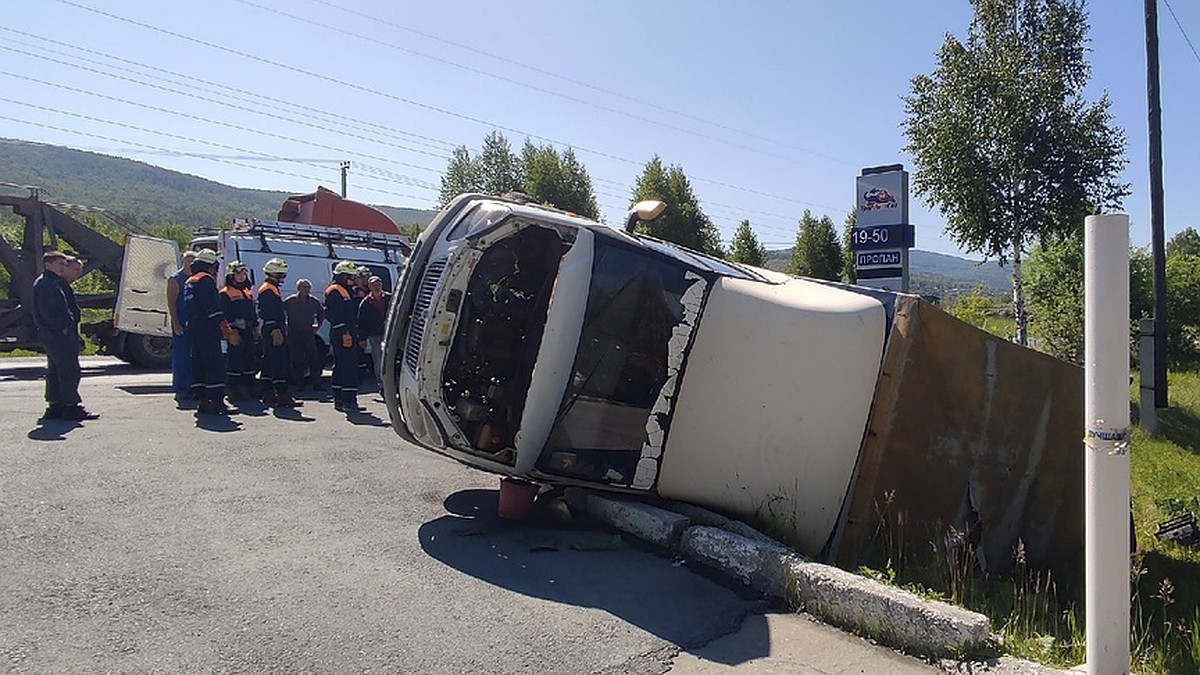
[45,0,840,213]
[5,7,855,238]
[299,0,849,166]
[1162,0,1200,65]
[232,0,848,171]
[0,40,453,169]
[0,26,460,156]
[0,114,433,205]
[0,69,443,192]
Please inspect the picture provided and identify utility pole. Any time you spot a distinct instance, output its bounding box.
[1084,214,1131,675]
[1146,0,1168,409]
[340,161,351,198]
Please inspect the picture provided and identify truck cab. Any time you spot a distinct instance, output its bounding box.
[383,194,889,555]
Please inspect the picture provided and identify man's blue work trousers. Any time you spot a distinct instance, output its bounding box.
[171,332,192,396]
[330,330,358,403]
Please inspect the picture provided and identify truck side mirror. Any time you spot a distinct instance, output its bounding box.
[624,200,667,233]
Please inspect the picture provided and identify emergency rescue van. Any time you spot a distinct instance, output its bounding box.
[115,189,410,360]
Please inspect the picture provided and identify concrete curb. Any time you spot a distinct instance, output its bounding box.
[584,493,991,657]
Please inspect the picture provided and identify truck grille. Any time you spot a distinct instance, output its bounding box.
[404,258,448,375]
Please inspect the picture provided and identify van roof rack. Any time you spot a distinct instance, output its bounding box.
[229,218,412,256]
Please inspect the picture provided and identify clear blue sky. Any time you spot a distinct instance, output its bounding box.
[2,0,1197,259]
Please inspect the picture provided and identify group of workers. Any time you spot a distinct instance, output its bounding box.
[167,250,392,416]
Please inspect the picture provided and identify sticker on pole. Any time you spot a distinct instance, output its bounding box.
[1084,420,1131,455]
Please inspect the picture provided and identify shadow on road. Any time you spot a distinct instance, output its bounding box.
[117,384,175,395]
[27,419,84,441]
[194,413,242,432]
[419,489,768,660]
[272,406,314,422]
[0,358,145,383]
[344,409,389,427]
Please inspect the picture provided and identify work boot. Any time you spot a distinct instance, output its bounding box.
[260,389,278,406]
[60,405,100,421]
[198,399,232,416]
[275,392,300,408]
[38,405,63,422]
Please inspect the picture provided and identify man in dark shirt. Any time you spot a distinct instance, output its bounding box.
[357,275,391,387]
[284,278,325,391]
[32,250,97,422]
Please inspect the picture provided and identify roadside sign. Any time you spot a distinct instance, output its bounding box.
[853,165,912,292]
[849,224,915,251]
[857,250,901,268]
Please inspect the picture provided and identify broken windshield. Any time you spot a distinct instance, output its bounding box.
[441,224,567,464]
[537,240,704,486]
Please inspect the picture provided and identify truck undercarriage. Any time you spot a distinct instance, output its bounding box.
[0,189,171,368]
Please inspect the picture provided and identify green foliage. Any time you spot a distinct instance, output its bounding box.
[1024,236,1199,366]
[727,219,767,267]
[520,142,600,219]
[787,210,842,281]
[947,286,995,329]
[477,131,523,197]
[438,146,479,205]
[630,156,723,257]
[1023,237,1085,362]
[1167,228,1200,258]
[842,210,857,284]
[1166,254,1200,363]
[395,221,425,241]
[902,0,1129,345]
[438,134,600,219]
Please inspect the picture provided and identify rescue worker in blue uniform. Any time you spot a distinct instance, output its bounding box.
[326,260,361,412]
[220,261,258,400]
[167,250,196,407]
[257,258,298,408]
[184,249,240,415]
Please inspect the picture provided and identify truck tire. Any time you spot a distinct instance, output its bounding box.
[124,333,173,370]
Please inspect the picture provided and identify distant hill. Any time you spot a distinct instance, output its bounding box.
[0,139,438,230]
[764,247,1011,297]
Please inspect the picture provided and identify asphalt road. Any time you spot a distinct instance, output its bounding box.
[0,357,946,674]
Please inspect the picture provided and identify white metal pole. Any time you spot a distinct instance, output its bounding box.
[1084,213,1131,674]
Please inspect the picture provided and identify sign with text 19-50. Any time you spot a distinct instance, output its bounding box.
[854,164,912,291]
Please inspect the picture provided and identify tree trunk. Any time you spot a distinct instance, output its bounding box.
[1012,237,1027,346]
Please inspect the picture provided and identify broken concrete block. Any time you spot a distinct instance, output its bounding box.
[586,494,691,549]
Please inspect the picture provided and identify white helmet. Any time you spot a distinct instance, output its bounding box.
[194,249,218,265]
[263,258,288,275]
[333,260,358,276]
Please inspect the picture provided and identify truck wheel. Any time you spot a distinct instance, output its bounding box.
[124,333,173,370]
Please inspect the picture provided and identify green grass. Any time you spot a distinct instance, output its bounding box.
[1128,371,1200,673]
[981,315,1016,340]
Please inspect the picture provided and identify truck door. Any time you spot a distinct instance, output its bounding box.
[114,234,180,337]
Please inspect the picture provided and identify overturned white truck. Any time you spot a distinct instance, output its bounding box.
[382,193,1084,574]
